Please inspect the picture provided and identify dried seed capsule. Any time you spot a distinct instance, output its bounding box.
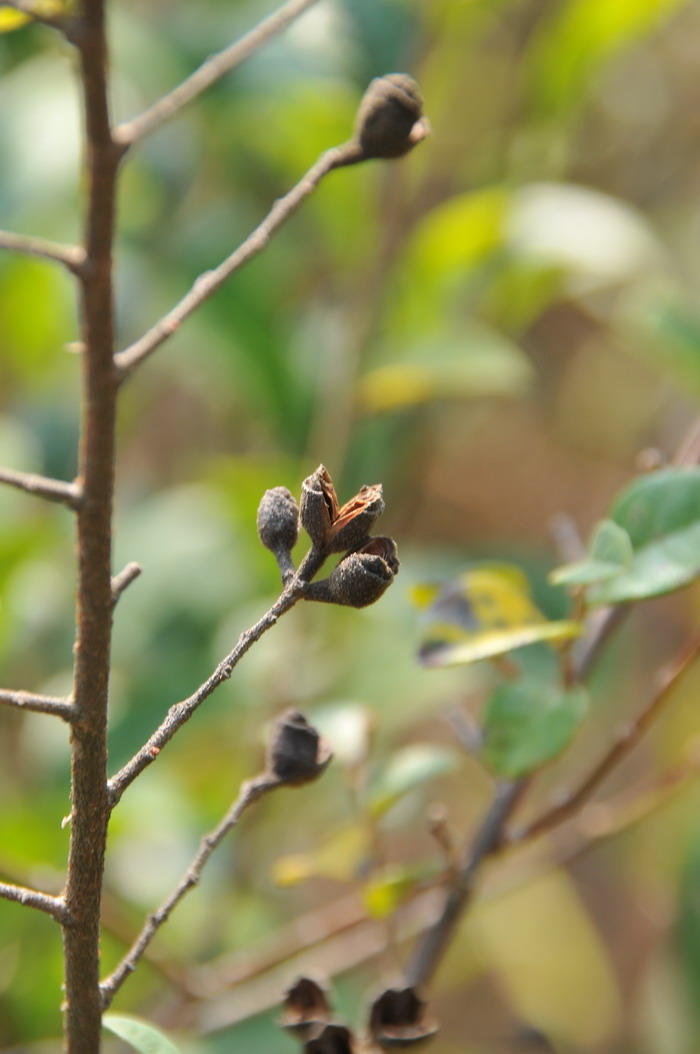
[267,710,333,786]
[280,977,332,1041]
[300,466,337,551]
[305,1023,356,1054]
[304,537,399,608]
[355,74,430,160]
[257,486,300,555]
[368,986,438,1049]
[328,483,384,554]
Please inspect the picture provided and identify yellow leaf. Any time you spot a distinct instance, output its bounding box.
[0,9,32,31]
[272,825,369,887]
[470,869,621,1046]
[417,563,582,666]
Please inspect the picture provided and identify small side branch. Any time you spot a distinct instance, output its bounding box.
[114,0,322,148]
[0,688,76,721]
[114,144,359,380]
[0,467,82,509]
[0,230,86,275]
[100,773,282,1006]
[111,562,143,605]
[507,629,700,848]
[0,880,69,921]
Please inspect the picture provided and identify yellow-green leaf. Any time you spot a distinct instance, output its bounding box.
[417,563,582,667]
[0,9,32,31]
[103,1014,183,1054]
[367,745,459,819]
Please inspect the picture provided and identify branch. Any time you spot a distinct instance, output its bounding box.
[114,143,361,380]
[0,467,82,509]
[0,688,76,720]
[60,0,122,1047]
[0,230,86,275]
[113,0,322,149]
[107,550,323,805]
[100,772,282,1007]
[0,880,69,921]
[111,561,143,605]
[506,629,700,849]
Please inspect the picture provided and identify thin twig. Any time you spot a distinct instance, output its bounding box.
[0,880,69,921]
[100,772,282,1007]
[113,0,322,148]
[506,629,700,848]
[107,550,323,805]
[0,467,82,509]
[114,143,362,381]
[111,561,143,605]
[0,230,86,275]
[0,688,76,720]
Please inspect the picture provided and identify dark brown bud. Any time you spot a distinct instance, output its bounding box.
[300,466,385,554]
[355,74,430,160]
[280,977,332,1041]
[368,986,438,1049]
[305,1023,356,1054]
[257,486,300,555]
[267,710,333,786]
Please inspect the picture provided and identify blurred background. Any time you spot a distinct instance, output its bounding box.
[1,0,700,1050]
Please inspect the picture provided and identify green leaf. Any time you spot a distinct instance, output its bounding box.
[550,520,633,586]
[483,681,589,779]
[102,1014,183,1054]
[367,745,459,819]
[417,563,581,667]
[588,468,700,604]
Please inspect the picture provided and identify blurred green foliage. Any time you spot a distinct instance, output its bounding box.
[1,0,700,1051]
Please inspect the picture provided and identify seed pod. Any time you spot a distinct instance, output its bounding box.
[300,466,337,551]
[367,986,438,1049]
[304,537,399,608]
[257,486,300,556]
[328,483,384,554]
[267,710,333,786]
[355,74,430,160]
[305,1023,356,1054]
[280,977,332,1041]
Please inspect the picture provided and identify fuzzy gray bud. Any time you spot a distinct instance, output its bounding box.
[257,486,300,556]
